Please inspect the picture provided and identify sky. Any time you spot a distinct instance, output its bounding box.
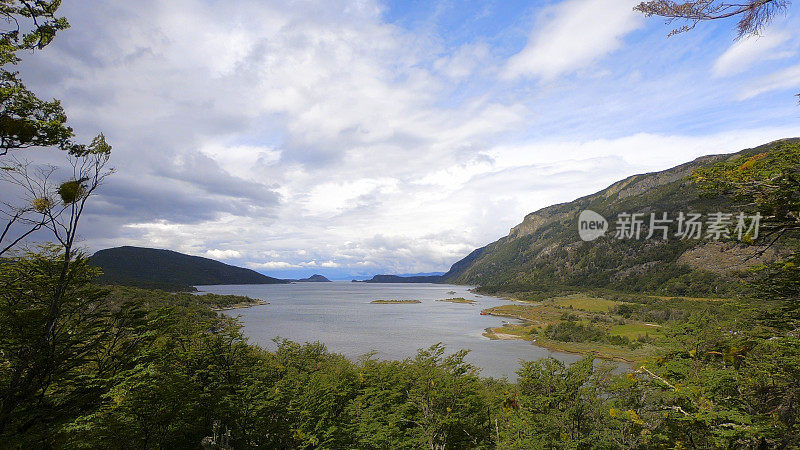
[9,0,800,279]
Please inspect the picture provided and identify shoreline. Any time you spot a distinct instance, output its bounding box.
[478,295,657,365]
[483,326,639,364]
[212,299,270,311]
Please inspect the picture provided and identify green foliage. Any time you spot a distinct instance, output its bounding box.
[497,357,614,448]
[753,252,800,327]
[0,2,77,155]
[4,248,800,448]
[31,196,52,212]
[0,1,69,64]
[546,321,606,343]
[0,72,76,154]
[693,140,800,197]
[0,247,119,444]
[695,139,800,327]
[545,321,634,347]
[57,179,87,204]
[102,285,262,310]
[2,250,495,448]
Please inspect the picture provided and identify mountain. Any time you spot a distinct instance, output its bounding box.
[397,272,446,277]
[292,274,331,282]
[90,246,289,291]
[442,139,797,296]
[347,272,444,281]
[358,274,444,283]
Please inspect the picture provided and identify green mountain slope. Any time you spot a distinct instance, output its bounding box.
[90,246,288,290]
[443,139,798,296]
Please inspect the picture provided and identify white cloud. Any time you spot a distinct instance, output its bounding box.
[303,178,401,216]
[739,63,800,99]
[434,43,490,79]
[249,261,300,270]
[205,249,242,260]
[504,0,642,80]
[713,32,794,77]
[200,143,282,180]
[12,0,800,279]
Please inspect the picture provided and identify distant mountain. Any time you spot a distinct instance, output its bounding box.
[90,246,289,291]
[441,139,798,296]
[358,274,443,283]
[292,274,331,282]
[397,272,445,277]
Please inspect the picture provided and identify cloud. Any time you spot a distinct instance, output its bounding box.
[303,178,401,217]
[434,43,491,79]
[503,0,642,80]
[249,261,300,270]
[5,0,800,280]
[739,63,800,99]
[713,32,794,77]
[205,249,242,260]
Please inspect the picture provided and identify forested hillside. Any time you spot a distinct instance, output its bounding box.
[444,139,798,296]
[90,246,288,290]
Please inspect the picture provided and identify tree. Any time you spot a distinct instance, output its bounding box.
[0,3,113,321]
[694,140,800,325]
[0,1,69,60]
[635,1,791,37]
[1,0,75,156]
[693,141,800,245]
[0,247,113,442]
[1,134,113,256]
[0,135,113,442]
[0,1,108,259]
[637,1,800,106]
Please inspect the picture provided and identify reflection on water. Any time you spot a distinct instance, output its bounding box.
[198,282,583,379]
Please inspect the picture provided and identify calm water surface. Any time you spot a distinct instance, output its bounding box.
[197,282,583,379]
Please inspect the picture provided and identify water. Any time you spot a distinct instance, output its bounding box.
[197,282,583,379]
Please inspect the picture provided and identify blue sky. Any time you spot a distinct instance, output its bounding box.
[11,0,800,279]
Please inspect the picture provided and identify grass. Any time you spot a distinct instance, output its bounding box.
[479,291,666,364]
[532,338,653,364]
[548,294,621,313]
[437,297,475,304]
[482,323,650,363]
[478,288,746,364]
[483,324,534,340]
[370,300,422,304]
[609,323,662,339]
[482,304,563,328]
[647,295,733,302]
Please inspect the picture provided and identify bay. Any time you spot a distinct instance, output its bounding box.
[197,281,583,379]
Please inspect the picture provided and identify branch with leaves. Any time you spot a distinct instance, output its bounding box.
[0,72,77,157]
[0,134,113,257]
[0,0,70,66]
[0,1,76,158]
[0,1,111,259]
[635,0,790,37]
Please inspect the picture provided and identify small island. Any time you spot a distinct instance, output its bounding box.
[436,297,475,304]
[291,274,331,282]
[370,299,422,304]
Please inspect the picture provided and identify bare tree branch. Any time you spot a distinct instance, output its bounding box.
[635,0,790,38]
